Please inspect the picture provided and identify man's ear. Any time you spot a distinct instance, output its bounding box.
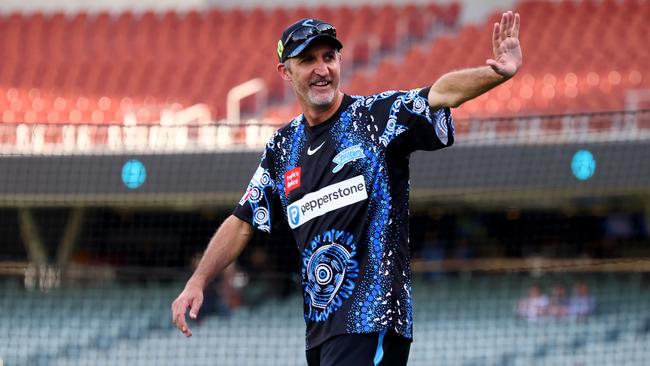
[277,62,291,81]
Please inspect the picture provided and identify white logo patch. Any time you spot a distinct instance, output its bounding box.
[287,175,367,229]
[250,166,265,185]
[307,141,325,156]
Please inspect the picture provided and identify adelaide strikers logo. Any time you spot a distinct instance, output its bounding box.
[302,229,359,322]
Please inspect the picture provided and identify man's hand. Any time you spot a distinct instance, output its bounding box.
[169,215,254,338]
[428,10,523,108]
[171,284,204,337]
[486,11,522,78]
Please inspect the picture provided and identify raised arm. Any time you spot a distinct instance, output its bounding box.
[428,11,522,109]
[171,214,254,337]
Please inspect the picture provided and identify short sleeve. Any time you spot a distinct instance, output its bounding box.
[232,138,281,234]
[388,87,455,155]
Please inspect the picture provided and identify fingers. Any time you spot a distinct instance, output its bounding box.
[505,11,520,38]
[499,12,507,43]
[498,11,519,38]
[171,297,193,337]
[494,11,519,52]
[486,59,500,73]
[505,12,511,37]
[189,296,203,320]
[513,13,521,39]
[494,12,511,53]
[497,11,510,45]
[506,11,513,37]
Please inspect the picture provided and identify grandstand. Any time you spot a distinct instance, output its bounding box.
[0,0,648,151]
[2,274,649,365]
[0,3,456,124]
[1,0,650,365]
[348,0,650,118]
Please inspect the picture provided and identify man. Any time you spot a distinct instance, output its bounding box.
[172,11,522,365]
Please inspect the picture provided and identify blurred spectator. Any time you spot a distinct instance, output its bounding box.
[547,282,569,318]
[190,253,241,322]
[419,230,446,281]
[516,284,549,321]
[604,213,636,240]
[568,281,596,319]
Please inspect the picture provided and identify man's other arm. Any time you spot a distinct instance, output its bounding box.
[171,215,254,337]
[428,11,522,109]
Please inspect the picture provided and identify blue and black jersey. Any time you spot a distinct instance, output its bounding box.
[233,87,454,349]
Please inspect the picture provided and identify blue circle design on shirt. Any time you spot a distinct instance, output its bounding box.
[571,150,596,180]
[121,159,147,189]
[302,229,359,322]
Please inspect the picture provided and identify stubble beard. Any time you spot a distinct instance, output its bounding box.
[307,88,336,109]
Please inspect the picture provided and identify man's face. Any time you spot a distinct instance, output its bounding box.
[282,43,341,110]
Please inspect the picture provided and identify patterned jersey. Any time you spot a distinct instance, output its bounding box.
[233,87,454,349]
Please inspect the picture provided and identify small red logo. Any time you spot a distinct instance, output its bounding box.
[284,167,301,197]
[239,186,253,205]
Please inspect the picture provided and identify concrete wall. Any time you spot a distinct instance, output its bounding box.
[2,141,648,209]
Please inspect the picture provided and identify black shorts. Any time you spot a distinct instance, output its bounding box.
[306,331,411,366]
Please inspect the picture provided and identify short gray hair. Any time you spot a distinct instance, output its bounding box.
[283,60,292,72]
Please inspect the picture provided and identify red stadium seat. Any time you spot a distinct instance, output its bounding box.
[2,2,648,126]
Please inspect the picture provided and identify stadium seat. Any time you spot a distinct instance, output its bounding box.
[334,0,650,120]
[0,4,458,126]
[2,1,647,135]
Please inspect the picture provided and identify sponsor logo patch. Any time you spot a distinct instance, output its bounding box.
[332,144,365,173]
[238,186,253,206]
[277,40,284,60]
[287,175,367,229]
[284,167,301,197]
[239,166,270,205]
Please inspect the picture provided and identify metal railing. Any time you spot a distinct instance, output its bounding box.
[0,109,648,154]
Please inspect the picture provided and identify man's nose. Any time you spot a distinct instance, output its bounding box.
[313,59,329,76]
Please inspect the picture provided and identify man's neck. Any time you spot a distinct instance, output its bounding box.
[302,92,344,127]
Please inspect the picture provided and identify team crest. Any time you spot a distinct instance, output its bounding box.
[332,145,365,173]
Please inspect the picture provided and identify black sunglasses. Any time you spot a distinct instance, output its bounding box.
[284,22,337,49]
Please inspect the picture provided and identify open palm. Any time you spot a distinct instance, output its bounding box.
[486,11,522,78]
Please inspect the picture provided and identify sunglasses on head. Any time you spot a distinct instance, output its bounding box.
[284,22,337,49]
